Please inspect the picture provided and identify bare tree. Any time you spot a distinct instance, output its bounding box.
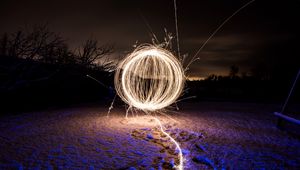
[5,25,66,61]
[1,26,113,67]
[7,30,24,57]
[27,25,65,60]
[76,39,113,67]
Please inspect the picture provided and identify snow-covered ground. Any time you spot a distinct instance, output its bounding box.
[0,102,299,169]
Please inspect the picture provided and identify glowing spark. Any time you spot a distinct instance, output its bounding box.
[153,116,184,170]
[174,0,181,60]
[114,44,185,168]
[184,0,255,70]
[107,94,117,117]
[114,44,185,112]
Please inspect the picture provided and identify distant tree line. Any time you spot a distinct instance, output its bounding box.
[186,64,300,103]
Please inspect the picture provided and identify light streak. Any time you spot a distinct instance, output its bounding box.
[107,94,117,117]
[86,74,110,89]
[114,44,185,168]
[184,0,255,70]
[173,0,181,60]
[114,44,185,112]
[153,116,183,170]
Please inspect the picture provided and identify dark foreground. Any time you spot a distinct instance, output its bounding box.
[0,102,299,169]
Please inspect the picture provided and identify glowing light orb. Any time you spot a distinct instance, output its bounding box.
[114,45,185,111]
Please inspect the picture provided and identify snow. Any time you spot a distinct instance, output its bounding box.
[147,133,154,139]
[0,102,299,169]
[192,155,214,167]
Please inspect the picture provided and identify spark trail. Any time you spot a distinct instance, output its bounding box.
[86,74,110,89]
[185,0,255,70]
[113,44,185,168]
[114,44,185,112]
[153,116,183,170]
[174,0,181,60]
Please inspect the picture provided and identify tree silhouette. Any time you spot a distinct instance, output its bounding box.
[2,25,66,62]
[0,25,115,93]
[0,25,114,68]
[76,39,113,68]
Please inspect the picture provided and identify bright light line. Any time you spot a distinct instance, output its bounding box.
[153,116,184,170]
[174,0,181,60]
[114,44,185,112]
[185,0,255,70]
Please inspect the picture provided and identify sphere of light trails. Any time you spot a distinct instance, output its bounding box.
[114,45,185,111]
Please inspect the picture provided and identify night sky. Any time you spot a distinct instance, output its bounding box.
[0,0,299,78]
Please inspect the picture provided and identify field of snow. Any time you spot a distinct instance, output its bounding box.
[0,102,299,169]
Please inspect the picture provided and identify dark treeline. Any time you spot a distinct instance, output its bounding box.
[0,26,114,114]
[186,64,300,105]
